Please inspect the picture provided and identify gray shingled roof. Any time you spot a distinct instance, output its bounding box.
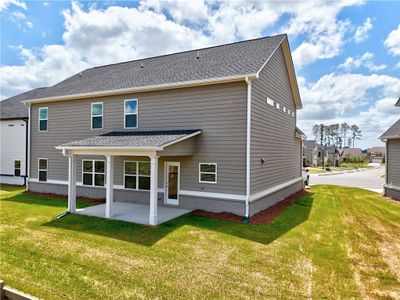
[304,140,317,148]
[380,119,400,139]
[0,88,44,119]
[26,34,286,101]
[57,130,201,148]
[396,97,400,106]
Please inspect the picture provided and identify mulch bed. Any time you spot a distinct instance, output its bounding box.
[23,191,105,204]
[192,189,309,225]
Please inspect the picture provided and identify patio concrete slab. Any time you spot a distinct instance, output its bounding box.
[75,202,191,225]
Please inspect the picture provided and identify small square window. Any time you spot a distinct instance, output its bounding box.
[276,103,281,110]
[266,98,274,106]
[199,163,217,184]
[283,107,287,113]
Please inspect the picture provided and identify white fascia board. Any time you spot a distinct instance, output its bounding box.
[249,177,303,202]
[160,130,202,148]
[23,74,257,105]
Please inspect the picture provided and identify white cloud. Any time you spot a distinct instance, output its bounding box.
[354,17,372,43]
[0,0,26,11]
[384,24,400,56]
[10,10,25,20]
[339,52,386,72]
[1,0,365,99]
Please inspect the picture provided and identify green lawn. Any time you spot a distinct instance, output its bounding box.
[1,185,399,299]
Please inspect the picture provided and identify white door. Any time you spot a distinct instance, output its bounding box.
[165,162,180,205]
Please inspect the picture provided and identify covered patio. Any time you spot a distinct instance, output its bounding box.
[56,129,201,226]
[75,202,191,225]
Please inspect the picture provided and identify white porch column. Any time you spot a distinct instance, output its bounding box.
[67,153,76,213]
[105,154,114,218]
[149,155,159,226]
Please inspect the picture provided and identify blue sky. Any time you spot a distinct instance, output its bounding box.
[1,0,399,148]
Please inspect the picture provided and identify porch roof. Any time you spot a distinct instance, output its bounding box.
[56,129,201,151]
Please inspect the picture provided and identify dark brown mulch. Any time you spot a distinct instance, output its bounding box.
[23,191,105,204]
[192,189,309,225]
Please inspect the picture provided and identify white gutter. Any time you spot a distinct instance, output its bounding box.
[245,76,253,220]
[26,103,31,191]
[385,141,388,185]
[23,74,257,105]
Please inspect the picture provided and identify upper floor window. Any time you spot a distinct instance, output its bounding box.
[124,99,138,128]
[199,163,217,184]
[39,107,48,132]
[276,103,281,110]
[266,98,274,106]
[14,160,21,177]
[91,102,103,130]
[38,158,47,181]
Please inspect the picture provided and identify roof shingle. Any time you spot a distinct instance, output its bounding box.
[0,88,44,119]
[380,119,400,139]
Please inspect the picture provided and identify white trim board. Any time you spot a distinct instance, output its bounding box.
[384,184,400,192]
[28,178,303,203]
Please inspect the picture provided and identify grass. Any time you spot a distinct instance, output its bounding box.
[1,184,399,299]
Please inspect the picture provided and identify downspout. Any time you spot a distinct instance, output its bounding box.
[384,140,388,191]
[25,104,31,191]
[244,76,252,223]
[23,117,28,187]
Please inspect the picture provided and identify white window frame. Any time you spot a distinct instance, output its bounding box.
[199,163,217,184]
[291,111,295,117]
[276,103,281,110]
[91,102,103,130]
[82,160,105,187]
[283,106,287,113]
[38,158,48,182]
[123,160,151,191]
[266,98,274,106]
[287,109,291,115]
[14,160,21,177]
[38,107,48,132]
[124,99,139,129]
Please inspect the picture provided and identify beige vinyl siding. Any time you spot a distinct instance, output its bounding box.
[387,139,400,187]
[30,82,247,195]
[250,45,301,194]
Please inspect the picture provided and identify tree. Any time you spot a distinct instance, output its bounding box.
[350,124,362,148]
[340,122,350,147]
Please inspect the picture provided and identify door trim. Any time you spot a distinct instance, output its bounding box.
[164,161,180,205]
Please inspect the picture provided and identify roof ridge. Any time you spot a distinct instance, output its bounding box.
[90,34,287,70]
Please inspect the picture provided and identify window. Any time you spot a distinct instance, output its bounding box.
[14,160,21,177]
[266,98,274,106]
[82,160,105,186]
[124,161,150,190]
[287,109,291,115]
[283,106,287,113]
[199,163,217,184]
[124,99,138,128]
[91,102,103,129]
[292,111,295,117]
[39,107,48,131]
[276,103,281,110]
[38,159,47,181]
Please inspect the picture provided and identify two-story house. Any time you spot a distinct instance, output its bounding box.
[0,88,44,185]
[22,34,304,225]
[380,98,400,200]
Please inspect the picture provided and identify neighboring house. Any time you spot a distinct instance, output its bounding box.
[0,88,44,185]
[380,98,400,200]
[22,34,304,225]
[325,146,339,167]
[338,148,364,162]
[303,140,319,166]
[367,146,385,163]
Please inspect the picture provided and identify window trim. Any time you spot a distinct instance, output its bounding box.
[91,102,103,130]
[266,98,274,106]
[82,159,105,187]
[38,158,48,182]
[124,99,139,129]
[14,160,21,177]
[199,163,217,184]
[38,107,48,132]
[123,160,151,191]
[275,103,281,110]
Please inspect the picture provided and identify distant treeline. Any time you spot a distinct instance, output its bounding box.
[313,123,362,148]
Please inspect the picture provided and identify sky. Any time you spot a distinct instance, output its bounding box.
[1,0,399,149]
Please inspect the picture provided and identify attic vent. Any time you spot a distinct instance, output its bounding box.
[140,63,144,68]
[196,51,200,59]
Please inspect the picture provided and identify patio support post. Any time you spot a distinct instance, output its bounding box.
[105,154,114,218]
[149,154,159,226]
[67,153,76,213]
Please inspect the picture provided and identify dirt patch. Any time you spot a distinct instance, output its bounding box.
[192,189,308,225]
[23,191,105,204]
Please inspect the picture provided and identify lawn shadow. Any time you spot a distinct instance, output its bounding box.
[43,192,314,247]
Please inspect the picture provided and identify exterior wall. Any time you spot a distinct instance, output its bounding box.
[250,45,301,195]
[249,180,302,216]
[0,119,27,185]
[29,82,247,196]
[384,186,400,201]
[387,139,400,188]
